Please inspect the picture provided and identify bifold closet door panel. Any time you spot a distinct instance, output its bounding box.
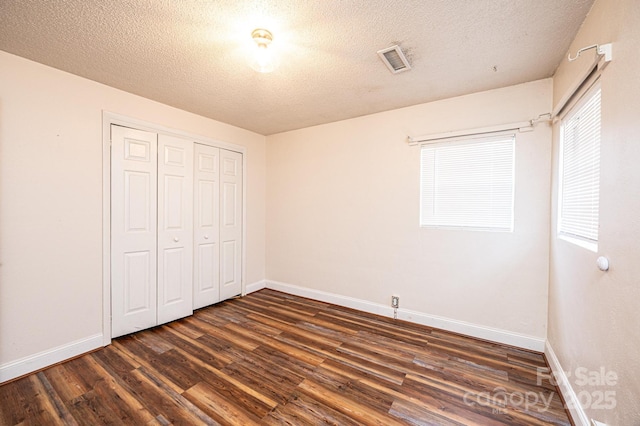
[157,134,194,325]
[193,144,221,309]
[111,125,158,338]
[220,149,243,300]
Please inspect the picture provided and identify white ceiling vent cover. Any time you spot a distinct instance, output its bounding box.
[377,45,411,74]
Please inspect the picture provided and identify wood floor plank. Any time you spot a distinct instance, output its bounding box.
[111,339,186,395]
[312,364,397,416]
[297,379,407,426]
[91,346,203,426]
[134,331,175,354]
[232,297,314,325]
[156,340,280,410]
[166,319,205,340]
[145,347,207,391]
[193,316,264,352]
[251,345,319,378]
[85,355,156,424]
[247,312,343,347]
[316,310,433,345]
[344,332,418,362]
[220,361,296,406]
[91,344,138,377]
[402,375,559,426]
[220,349,307,406]
[18,374,68,426]
[183,381,261,425]
[0,289,572,425]
[389,398,467,426]
[67,391,122,425]
[396,381,513,426]
[201,301,249,325]
[261,289,330,309]
[242,291,321,313]
[153,326,233,370]
[408,358,563,407]
[132,367,217,425]
[263,393,362,426]
[224,322,325,366]
[41,363,88,402]
[276,334,407,386]
[252,292,325,316]
[35,372,78,426]
[108,368,205,425]
[192,307,232,328]
[337,340,415,372]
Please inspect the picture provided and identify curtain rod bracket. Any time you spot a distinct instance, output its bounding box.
[529,113,552,126]
[568,43,612,63]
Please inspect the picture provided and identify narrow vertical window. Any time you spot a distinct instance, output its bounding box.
[558,83,601,250]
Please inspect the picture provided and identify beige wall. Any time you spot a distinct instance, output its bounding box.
[0,51,266,366]
[266,79,552,341]
[549,0,640,424]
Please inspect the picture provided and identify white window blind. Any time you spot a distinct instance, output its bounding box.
[420,135,515,231]
[558,83,601,246]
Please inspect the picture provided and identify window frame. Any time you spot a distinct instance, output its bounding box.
[557,80,601,252]
[419,133,516,232]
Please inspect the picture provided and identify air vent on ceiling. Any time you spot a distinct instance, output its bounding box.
[377,45,411,74]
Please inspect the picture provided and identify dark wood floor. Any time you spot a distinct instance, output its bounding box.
[0,289,571,425]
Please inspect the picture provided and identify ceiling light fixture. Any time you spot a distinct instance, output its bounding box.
[250,28,275,73]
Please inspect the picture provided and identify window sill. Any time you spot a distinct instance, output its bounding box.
[558,234,598,252]
[421,224,513,233]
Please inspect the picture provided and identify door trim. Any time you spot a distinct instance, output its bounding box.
[102,111,247,346]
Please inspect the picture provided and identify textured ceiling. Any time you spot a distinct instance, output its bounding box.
[0,0,594,135]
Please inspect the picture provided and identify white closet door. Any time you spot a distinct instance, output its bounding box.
[193,144,221,309]
[157,134,194,324]
[220,149,243,300]
[111,125,158,338]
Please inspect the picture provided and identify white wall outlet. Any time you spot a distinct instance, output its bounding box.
[391,296,399,308]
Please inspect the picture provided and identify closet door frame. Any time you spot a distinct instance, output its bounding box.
[102,111,246,346]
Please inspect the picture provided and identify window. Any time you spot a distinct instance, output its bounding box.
[420,135,515,231]
[558,83,601,250]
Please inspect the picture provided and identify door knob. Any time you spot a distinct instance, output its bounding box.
[204,235,209,239]
[173,237,179,242]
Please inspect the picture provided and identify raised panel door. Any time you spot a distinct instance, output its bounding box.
[193,144,220,309]
[157,134,193,324]
[111,125,158,337]
[219,149,243,300]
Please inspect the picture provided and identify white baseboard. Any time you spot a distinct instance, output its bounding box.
[545,340,589,426]
[245,279,267,295]
[266,280,391,316]
[0,333,103,384]
[265,280,545,351]
[399,308,545,351]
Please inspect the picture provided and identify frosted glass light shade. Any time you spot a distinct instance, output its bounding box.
[250,44,275,73]
[250,28,276,73]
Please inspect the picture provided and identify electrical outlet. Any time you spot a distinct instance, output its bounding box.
[391,296,399,308]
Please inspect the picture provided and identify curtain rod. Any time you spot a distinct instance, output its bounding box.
[407,114,551,146]
[552,42,612,119]
[409,42,613,147]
